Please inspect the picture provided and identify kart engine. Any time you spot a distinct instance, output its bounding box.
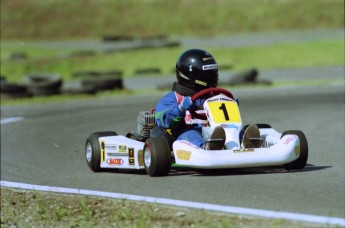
[137,111,156,138]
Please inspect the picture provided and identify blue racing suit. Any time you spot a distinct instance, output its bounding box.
[155,91,206,148]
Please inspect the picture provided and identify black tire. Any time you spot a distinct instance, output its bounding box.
[143,137,171,177]
[62,85,97,95]
[229,68,258,85]
[1,82,27,93]
[85,131,117,172]
[102,35,134,42]
[0,82,30,99]
[72,71,100,78]
[135,68,161,75]
[81,77,123,91]
[23,73,62,96]
[281,130,308,170]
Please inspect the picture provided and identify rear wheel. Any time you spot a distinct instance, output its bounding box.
[85,131,117,172]
[143,137,171,177]
[281,130,308,170]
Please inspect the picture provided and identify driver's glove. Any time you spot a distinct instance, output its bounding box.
[178,96,192,111]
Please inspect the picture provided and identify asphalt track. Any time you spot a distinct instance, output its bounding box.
[1,68,345,221]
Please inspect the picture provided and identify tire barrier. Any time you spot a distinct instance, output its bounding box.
[62,85,97,95]
[1,81,30,99]
[228,68,258,85]
[1,70,127,99]
[9,52,28,61]
[72,70,124,92]
[81,77,123,91]
[69,50,97,58]
[102,34,167,42]
[23,73,63,96]
[102,35,134,42]
[102,40,180,54]
[72,70,123,78]
[225,68,272,86]
[135,68,161,75]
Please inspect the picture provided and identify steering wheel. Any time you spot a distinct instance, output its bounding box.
[189,88,234,120]
[191,87,234,102]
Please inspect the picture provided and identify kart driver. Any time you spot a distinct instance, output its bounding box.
[154,49,260,150]
[154,49,224,150]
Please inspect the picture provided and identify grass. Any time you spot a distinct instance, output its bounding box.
[1,188,321,227]
[1,0,343,39]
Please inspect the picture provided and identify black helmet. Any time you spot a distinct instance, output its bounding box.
[176,49,219,92]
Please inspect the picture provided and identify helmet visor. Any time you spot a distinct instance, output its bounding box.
[193,70,218,91]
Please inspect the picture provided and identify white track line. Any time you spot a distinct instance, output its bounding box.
[1,181,344,226]
[0,117,24,125]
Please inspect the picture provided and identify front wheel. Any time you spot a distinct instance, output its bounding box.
[143,137,171,177]
[85,131,117,172]
[281,130,308,170]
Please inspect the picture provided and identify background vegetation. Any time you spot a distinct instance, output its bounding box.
[1,0,343,40]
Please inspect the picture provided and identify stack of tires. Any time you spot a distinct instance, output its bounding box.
[73,70,124,93]
[1,75,30,99]
[23,73,63,96]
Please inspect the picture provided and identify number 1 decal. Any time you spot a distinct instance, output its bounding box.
[219,103,230,121]
[208,101,241,123]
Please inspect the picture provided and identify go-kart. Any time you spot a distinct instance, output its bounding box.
[85,87,308,176]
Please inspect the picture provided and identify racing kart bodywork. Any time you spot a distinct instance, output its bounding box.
[85,88,308,176]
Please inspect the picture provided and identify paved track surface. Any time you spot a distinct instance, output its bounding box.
[1,68,344,219]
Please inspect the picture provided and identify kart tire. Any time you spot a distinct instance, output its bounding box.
[281,130,308,170]
[143,137,171,177]
[85,131,118,172]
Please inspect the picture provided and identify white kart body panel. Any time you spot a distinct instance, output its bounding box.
[98,136,145,169]
[173,134,300,168]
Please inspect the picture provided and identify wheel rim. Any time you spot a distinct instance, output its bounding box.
[144,147,151,168]
[86,142,92,163]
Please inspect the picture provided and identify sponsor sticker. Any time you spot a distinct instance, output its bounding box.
[100,141,106,162]
[202,64,218,71]
[119,145,127,153]
[106,144,117,151]
[283,136,295,145]
[202,57,214,61]
[128,148,135,165]
[176,150,192,160]
[195,80,207,86]
[233,148,255,153]
[106,158,124,165]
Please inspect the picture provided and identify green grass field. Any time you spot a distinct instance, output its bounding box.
[1,0,342,39]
